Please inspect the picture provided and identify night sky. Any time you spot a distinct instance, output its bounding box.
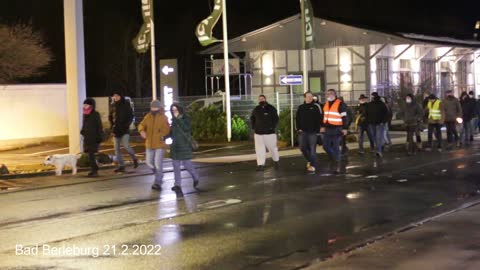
[0,0,478,97]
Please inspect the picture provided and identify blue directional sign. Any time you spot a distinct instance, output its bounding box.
[279,75,303,85]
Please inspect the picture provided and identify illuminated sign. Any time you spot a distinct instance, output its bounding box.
[162,65,174,75]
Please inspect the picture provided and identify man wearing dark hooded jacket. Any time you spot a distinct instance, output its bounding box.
[366,92,389,157]
[109,91,138,173]
[442,90,462,149]
[460,92,476,146]
[296,92,322,173]
[250,95,280,171]
[401,94,423,155]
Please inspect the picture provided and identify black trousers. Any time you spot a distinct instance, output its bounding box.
[87,150,98,172]
[445,121,459,143]
[427,124,442,148]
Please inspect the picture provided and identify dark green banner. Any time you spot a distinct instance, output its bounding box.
[133,0,153,53]
[195,0,223,47]
[302,0,315,49]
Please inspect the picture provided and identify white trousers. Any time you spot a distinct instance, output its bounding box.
[254,134,280,166]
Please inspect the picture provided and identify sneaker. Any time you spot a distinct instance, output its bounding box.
[133,159,139,169]
[376,152,383,158]
[151,184,162,191]
[306,162,311,169]
[114,167,126,173]
[307,166,316,173]
[256,165,265,171]
[171,186,182,192]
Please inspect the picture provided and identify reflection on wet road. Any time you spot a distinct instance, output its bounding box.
[1,144,480,269]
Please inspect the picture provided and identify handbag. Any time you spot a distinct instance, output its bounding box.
[174,121,199,151]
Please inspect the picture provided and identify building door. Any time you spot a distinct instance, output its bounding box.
[308,72,326,100]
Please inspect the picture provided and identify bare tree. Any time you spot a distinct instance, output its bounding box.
[0,24,52,84]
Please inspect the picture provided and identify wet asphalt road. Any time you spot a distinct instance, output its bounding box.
[1,143,480,270]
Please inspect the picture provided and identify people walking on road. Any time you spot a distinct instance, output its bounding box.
[296,92,322,173]
[250,95,280,171]
[366,92,389,158]
[81,98,104,177]
[459,92,476,147]
[381,97,393,147]
[401,94,423,155]
[425,94,444,151]
[442,90,462,149]
[109,91,138,173]
[138,100,170,191]
[356,94,374,155]
[321,89,349,174]
[169,104,200,192]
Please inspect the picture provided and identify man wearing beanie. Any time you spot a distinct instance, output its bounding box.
[109,91,138,173]
[81,98,104,177]
[138,100,170,191]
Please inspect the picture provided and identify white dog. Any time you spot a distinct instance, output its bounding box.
[43,154,81,176]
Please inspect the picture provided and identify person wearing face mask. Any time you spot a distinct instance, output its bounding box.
[296,91,322,173]
[459,92,475,147]
[356,94,374,154]
[81,98,104,177]
[320,89,349,174]
[442,90,462,149]
[365,92,389,158]
[138,100,170,191]
[250,95,280,171]
[401,94,423,155]
[169,104,200,192]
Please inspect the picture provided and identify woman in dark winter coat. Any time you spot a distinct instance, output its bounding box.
[169,104,200,192]
[81,98,104,177]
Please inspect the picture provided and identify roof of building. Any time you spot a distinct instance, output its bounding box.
[200,14,480,54]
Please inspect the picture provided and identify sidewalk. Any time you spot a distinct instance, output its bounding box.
[305,200,480,270]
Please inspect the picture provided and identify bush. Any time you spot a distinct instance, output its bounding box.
[189,106,250,142]
[190,106,227,142]
[277,108,297,146]
[232,115,250,141]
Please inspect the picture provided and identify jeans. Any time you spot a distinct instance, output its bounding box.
[445,121,459,144]
[358,125,374,151]
[427,123,443,148]
[172,160,199,187]
[369,124,385,154]
[298,132,319,169]
[146,148,165,185]
[114,134,137,167]
[383,124,392,144]
[323,127,342,162]
[460,120,472,145]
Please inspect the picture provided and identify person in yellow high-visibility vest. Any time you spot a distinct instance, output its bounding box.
[426,94,444,151]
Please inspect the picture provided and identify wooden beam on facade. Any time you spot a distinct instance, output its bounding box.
[394,44,414,60]
[435,47,455,63]
[369,44,388,60]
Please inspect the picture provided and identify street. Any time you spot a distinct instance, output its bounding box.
[1,144,480,270]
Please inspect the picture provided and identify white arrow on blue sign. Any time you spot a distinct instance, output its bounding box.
[279,75,303,85]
